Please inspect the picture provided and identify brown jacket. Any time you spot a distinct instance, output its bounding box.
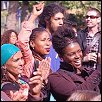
[48,62,101,101]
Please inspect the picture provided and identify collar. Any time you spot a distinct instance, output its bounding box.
[60,62,89,77]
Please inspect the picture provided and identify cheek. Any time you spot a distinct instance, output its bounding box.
[63,56,73,63]
[51,21,58,28]
[35,42,43,49]
[67,57,74,63]
[7,65,16,73]
[34,44,44,53]
[6,62,17,70]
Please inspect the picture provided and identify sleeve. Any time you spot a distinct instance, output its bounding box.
[1,91,12,101]
[16,21,35,78]
[48,70,101,97]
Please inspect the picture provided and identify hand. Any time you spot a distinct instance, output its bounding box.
[27,1,45,23]
[10,89,28,101]
[32,1,45,18]
[39,57,51,81]
[29,69,43,96]
[83,52,97,62]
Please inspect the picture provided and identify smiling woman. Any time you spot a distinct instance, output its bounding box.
[1,29,18,45]
[47,26,101,101]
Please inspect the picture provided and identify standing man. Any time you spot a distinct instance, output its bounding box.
[38,3,65,72]
[77,7,101,72]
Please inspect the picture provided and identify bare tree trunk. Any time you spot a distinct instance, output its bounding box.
[6,1,19,31]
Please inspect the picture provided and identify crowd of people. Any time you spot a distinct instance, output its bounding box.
[1,1,101,101]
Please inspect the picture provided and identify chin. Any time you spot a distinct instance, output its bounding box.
[75,65,81,69]
[18,70,23,74]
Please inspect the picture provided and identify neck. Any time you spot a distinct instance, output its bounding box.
[76,68,81,74]
[46,27,51,34]
[32,50,45,61]
[88,25,99,37]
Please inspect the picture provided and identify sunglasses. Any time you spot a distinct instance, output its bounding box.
[85,15,99,19]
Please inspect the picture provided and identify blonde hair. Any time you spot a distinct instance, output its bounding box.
[90,94,101,101]
[67,90,100,101]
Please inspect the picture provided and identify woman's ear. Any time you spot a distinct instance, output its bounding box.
[30,40,35,49]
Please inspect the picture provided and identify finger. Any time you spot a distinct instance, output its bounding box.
[29,75,42,82]
[33,70,42,76]
[13,91,21,101]
[10,91,14,99]
[29,78,42,84]
[90,57,97,62]
[34,2,44,11]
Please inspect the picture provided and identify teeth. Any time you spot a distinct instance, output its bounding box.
[74,60,81,64]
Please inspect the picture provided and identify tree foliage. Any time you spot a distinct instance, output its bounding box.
[1,1,101,32]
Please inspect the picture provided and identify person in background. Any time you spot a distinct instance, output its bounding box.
[67,90,100,101]
[65,13,78,37]
[47,26,101,101]
[77,7,101,72]
[64,21,78,37]
[90,94,101,101]
[1,29,18,45]
[1,44,43,101]
[38,3,66,72]
[77,7,101,93]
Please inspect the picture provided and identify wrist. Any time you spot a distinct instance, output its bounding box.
[30,89,41,97]
[29,92,43,101]
[27,13,37,22]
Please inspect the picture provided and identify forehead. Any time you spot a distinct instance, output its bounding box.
[11,51,22,60]
[87,10,97,16]
[10,32,17,36]
[53,12,64,18]
[6,51,22,64]
[35,31,51,40]
[65,43,80,52]
[36,31,50,37]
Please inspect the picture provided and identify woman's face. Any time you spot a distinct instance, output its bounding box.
[5,51,24,76]
[9,32,18,44]
[31,31,52,55]
[62,42,83,69]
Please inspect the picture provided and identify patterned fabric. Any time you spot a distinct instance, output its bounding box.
[86,34,99,70]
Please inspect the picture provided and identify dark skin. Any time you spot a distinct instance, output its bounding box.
[61,42,83,74]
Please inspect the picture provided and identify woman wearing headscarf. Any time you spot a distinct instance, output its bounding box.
[1,44,44,101]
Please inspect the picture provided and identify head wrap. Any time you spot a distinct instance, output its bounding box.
[1,44,20,66]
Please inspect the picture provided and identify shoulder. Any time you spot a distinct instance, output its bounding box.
[77,27,88,36]
[48,69,69,82]
[48,71,61,81]
[1,91,12,101]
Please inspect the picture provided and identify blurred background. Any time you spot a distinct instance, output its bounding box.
[1,1,101,34]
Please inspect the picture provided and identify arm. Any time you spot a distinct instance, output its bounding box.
[28,68,43,101]
[16,2,45,78]
[48,69,101,97]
